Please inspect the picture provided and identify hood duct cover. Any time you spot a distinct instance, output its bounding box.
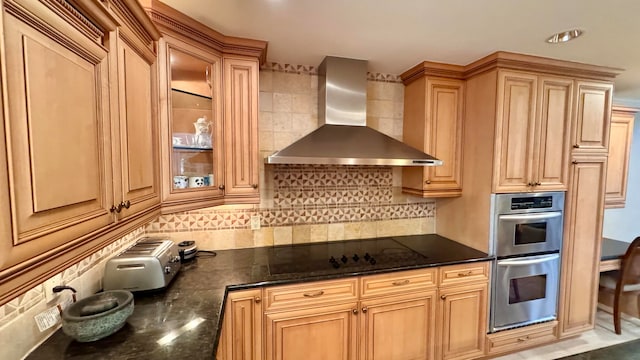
[265,56,442,166]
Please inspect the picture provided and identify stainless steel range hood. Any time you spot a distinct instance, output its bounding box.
[265,56,442,166]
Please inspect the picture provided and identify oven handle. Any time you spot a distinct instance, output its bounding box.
[497,253,559,266]
[499,212,562,222]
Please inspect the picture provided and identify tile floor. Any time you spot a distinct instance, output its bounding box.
[496,308,640,359]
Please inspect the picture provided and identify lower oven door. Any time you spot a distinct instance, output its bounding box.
[491,253,560,332]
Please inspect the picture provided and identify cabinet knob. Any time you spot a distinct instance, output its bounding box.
[361,306,368,313]
[218,184,225,190]
[572,160,578,165]
[425,180,431,185]
[440,295,447,300]
[120,200,131,209]
[254,297,261,304]
[535,182,541,186]
[573,144,580,148]
[527,182,533,187]
[352,308,358,315]
[251,183,258,189]
[110,204,121,213]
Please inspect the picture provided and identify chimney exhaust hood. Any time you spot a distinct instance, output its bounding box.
[265,56,442,166]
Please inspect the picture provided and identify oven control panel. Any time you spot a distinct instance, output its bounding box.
[510,196,553,210]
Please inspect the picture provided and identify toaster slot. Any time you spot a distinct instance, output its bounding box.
[116,264,146,270]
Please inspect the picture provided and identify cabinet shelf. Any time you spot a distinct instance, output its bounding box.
[172,145,213,152]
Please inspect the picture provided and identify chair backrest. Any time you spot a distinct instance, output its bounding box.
[620,236,640,287]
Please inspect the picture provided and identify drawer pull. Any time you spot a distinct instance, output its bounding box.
[517,336,529,342]
[303,290,325,298]
[352,308,358,315]
[457,271,473,277]
[254,297,261,304]
[392,279,410,286]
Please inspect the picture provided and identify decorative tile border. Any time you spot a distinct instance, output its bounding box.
[261,62,402,83]
[145,165,434,233]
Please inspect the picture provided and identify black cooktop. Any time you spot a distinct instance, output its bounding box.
[268,237,428,275]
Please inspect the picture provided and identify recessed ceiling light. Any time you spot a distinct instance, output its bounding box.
[546,29,583,44]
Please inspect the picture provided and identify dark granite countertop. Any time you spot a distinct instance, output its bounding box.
[601,237,630,261]
[26,234,491,360]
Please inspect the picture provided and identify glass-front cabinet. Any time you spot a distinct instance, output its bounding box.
[159,35,225,209]
[146,0,265,213]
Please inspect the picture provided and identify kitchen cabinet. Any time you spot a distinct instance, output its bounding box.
[401,65,465,198]
[142,0,266,212]
[605,106,637,208]
[0,0,160,304]
[219,289,263,360]
[108,0,162,219]
[485,320,557,356]
[493,71,573,193]
[571,82,613,154]
[558,155,607,338]
[436,263,488,360]
[225,265,488,360]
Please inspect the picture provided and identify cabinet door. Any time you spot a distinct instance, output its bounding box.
[0,0,114,271]
[112,30,160,218]
[605,108,636,208]
[223,55,259,200]
[438,283,487,360]
[402,78,464,198]
[360,292,437,360]
[534,77,572,191]
[572,81,613,154]
[221,289,263,360]
[494,71,537,193]
[265,303,358,360]
[157,35,225,212]
[558,156,606,338]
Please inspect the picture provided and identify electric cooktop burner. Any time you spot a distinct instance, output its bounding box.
[267,238,428,276]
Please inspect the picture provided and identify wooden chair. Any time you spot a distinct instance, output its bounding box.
[599,236,640,334]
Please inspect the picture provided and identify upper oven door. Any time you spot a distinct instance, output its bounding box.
[496,211,563,257]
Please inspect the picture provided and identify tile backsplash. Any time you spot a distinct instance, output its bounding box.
[0,64,435,360]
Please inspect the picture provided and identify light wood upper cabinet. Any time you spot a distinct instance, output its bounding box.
[142,0,267,211]
[223,55,260,198]
[401,65,465,198]
[558,155,607,338]
[109,5,161,219]
[572,81,613,154]
[605,106,637,208]
[493,71,572,193]
[0,0,116,292]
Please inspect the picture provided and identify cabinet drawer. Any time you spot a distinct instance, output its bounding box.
[264,278,358,312]
[486,321,557,356]
[360,268,436,298]
[438,262,489,287]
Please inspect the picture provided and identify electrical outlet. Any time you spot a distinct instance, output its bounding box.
[250,215,261,230]
[42,274,62,303]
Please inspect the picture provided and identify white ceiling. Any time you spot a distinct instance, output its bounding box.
[162,0,640,102]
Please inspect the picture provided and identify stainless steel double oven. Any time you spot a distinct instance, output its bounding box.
[490,191,565,332]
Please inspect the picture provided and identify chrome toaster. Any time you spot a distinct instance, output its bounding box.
[103,238,181,292]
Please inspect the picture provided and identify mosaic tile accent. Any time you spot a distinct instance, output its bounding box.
[367,72,403,83]
[144,165,435,234]
[261,61,402,83]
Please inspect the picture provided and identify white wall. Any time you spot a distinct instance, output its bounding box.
[602,99,640,242]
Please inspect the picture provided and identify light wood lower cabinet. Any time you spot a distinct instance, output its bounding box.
[218,289,263,360]
[437,264,488,360]
[265,302,358,360]
[221,264,489,360]
[360,292,437,360]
